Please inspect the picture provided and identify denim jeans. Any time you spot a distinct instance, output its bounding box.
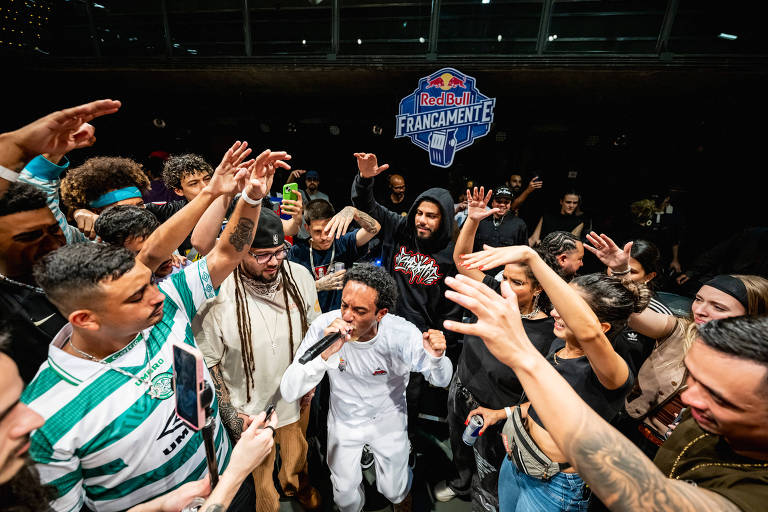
[498,457,590,512]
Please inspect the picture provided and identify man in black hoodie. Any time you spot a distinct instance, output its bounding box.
[351,153,462,454]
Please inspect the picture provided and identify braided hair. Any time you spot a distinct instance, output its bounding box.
[233,261,310,402]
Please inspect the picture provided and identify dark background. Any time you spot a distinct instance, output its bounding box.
[3,0,767,271]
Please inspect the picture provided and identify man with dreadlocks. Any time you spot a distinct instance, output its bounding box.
[195,207,322,512]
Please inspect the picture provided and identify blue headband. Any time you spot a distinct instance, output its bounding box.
[88,186,142,208]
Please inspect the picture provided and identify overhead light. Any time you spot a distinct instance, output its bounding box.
[173,43,180,48]
[482,0,490,4]
[357,38,362,45]
[302,39,307,45]
[418,36,425,43]
[547,34,558,42]
[718,33,737,40]
[93,3,105,8]
[497,34,502,42]
[187,48,197,54]
[402,21,408,28]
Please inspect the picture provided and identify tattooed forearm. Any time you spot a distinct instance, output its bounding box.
[355,209,380,235]
[209,365,244,442]
[228,218,254,252]
[567,413,739,512]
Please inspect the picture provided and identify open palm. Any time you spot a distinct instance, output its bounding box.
[467,186,498,222]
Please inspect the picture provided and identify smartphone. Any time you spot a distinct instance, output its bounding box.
[264,403,276,422]
[282,182,299,202]
[173,341,206,431]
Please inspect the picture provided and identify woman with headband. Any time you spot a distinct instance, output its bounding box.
[585,233,768,457]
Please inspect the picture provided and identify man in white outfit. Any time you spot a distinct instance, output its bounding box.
[281,263,452,512]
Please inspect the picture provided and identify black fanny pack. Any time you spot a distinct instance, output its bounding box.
[501,406,570,480]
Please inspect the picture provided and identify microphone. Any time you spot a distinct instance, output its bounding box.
[298,330,345,364]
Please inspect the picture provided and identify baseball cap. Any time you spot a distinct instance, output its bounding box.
[306,170,320,180]
[494,186,513,199]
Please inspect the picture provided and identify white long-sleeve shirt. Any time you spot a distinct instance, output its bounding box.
[281,310,453,426]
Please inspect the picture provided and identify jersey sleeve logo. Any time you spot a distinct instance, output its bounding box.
[372,367,388,376]
[393,246,443,285]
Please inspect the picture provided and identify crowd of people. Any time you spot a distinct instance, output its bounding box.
[0,99,766,512]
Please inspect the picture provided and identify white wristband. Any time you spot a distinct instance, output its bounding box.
[0,165,20,182]
[504,406,512,419]
[240,192,262,206]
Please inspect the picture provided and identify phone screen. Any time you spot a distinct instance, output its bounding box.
[173,345,202,429]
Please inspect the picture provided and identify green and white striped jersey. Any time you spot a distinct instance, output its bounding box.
[22,258,231,512]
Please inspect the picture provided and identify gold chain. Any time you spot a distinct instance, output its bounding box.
[667,432,768,479]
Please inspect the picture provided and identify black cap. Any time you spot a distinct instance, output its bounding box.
[250,207,285,249]
[494,186,513,199]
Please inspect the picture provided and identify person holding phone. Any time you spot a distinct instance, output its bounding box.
[20,143,288,512]
[195,209,322,512]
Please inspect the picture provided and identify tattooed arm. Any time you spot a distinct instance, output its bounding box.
[442,275,741,512]
[209,365,245,442]
[206,148,290,288]
[323,206,381,247]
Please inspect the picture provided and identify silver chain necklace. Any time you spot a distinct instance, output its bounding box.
[68,336,167,399]
[0,272,44,293]
[520,293,541,320]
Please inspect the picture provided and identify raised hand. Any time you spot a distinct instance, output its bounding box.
[281,193,303,219]
[527,176,543,192]
[423,329,447,357]
[288,169,307,182]
[584,231,631,272]
[324,206,356,240]
[443,275,538,370]
[460,244,534,271]
[466,186,498,222]
[243,149,291,201]
[207,141,253,197]
[3,99,121,165]
[354,152,389,178]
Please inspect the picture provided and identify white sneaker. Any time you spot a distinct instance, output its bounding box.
[433,480,457,502]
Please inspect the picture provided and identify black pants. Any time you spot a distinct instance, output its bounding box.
[446,374,507,512]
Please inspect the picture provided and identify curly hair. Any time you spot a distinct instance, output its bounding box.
[0,182,47,217]
[60,157,150,210]
[94,205,160,247]
[343,263,397,311]
[162,154,214,191]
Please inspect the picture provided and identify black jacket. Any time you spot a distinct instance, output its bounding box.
[352,174,462,336]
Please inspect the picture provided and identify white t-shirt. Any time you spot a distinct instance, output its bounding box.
[281,310,453,426]
[195,261,320,427]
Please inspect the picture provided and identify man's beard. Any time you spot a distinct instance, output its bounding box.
[511,186,521,194]
[307,184,318,193]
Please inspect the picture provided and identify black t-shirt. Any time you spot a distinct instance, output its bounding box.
[540,212,584,238]
[379,195,412,217]
[457,275,555,409]
[0,280,67,383]
[529,338,634,427]
[612,327,655,379]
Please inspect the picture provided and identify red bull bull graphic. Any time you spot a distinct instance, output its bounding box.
[396,68,495,168]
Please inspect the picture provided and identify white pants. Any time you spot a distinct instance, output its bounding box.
[327,412,412,512]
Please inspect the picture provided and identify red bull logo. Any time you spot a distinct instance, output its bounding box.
[425,72,468,91]
[396,67,496,168]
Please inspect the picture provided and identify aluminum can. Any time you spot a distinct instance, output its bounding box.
[332,262,345,273]
[462,415,484,446]
[181,497,206,512]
